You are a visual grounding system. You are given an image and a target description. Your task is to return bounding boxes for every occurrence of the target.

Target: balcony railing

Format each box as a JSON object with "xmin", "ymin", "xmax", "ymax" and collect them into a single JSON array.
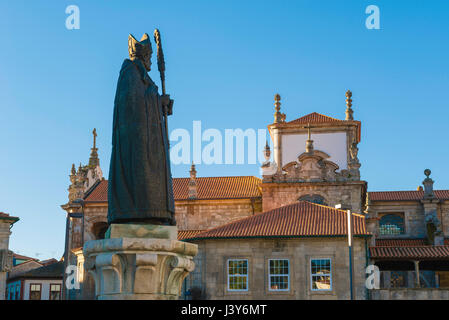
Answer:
[{"xmin": 380, "ymin": 271, "xmax": 443, "ymax": 289}]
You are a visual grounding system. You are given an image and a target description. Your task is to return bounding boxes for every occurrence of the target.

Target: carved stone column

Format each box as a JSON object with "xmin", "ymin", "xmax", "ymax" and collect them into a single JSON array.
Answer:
[
  {"xmin": 83, "ymin": 226, "xmax": 197, "ymax": 300},
  {"xmin": 0, "ymin": 249, "xmax": 13, "ymax": 300}
]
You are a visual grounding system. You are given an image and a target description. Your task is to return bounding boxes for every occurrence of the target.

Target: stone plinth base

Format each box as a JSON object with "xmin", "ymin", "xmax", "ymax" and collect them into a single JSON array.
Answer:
[{"xmin": 83, "ymin": 235, "xmax": 197, "ymax": 300}]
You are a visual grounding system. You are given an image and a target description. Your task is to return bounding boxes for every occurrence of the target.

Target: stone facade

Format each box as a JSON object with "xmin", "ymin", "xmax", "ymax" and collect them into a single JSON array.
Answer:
[
  {"xmin": 61, "ymin": 93, "xmax": 449, "ymax": 300},
  {"xmin": 368, "ymin": 199, "xmax": 449, "ymax": 241},
  {"xmin": 175, "ymin": 199, "xmax": 262, "ymax": 231},
  {"xmin": 261, "ymin": 181, "xmax": 366, "ymax": 214},
  {"xmin": 190, "ymin": 238, "xmax": 367, "ymax": 300}
]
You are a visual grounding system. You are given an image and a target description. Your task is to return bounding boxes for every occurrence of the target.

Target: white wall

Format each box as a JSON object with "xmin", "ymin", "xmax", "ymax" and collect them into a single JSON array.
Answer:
[
  {"xmin": 281, "ymin": 132, "xmax": 347, "ymax": 171},
  {"xmin": 23, "ymin": 279, "xmax": 62, "ymax": 300}
]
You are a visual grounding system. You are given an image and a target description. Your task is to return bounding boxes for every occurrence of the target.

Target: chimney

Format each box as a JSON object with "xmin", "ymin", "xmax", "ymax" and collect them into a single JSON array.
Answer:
[{"xmin": 188, "ymin": 162, "xmax": 198, "ymax": 199}]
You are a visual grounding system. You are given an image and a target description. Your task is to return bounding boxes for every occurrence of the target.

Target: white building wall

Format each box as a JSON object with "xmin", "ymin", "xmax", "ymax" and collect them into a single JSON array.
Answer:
[
  {"xmin": 281, "ymin": 132, "xmax": 347, "ymax": 171},
  {"xmin": 23, "ymin": 279, "xmax": 62, "ymax": 300}
]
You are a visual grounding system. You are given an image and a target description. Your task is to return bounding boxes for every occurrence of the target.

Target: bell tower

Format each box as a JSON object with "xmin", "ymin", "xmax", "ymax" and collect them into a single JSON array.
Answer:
[{"xmin": 261, "ymin": 92, "xmax": 367, "ymax": 213}]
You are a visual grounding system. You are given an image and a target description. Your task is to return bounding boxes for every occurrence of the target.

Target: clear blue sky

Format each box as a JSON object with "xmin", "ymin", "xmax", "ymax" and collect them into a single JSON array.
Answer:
[{"xmin": 0, "ymin": 0, "xmax": 448, "ymax": 260}]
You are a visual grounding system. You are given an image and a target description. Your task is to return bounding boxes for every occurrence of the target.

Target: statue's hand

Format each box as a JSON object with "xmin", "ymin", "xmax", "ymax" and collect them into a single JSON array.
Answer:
[{"xmin": 161, "ymin": 94, "xmax": 174, "ymax": 116}]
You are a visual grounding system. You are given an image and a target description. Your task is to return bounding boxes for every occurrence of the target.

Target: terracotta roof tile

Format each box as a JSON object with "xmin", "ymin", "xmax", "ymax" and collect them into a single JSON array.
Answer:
[
  {"xmin": 370, "ymin": 246, "xmax": 449, "ymax": 260},
  {"xmin": 375, "ymin": 238, "xmax": 449, "ymax": 246},
  {"xmin": 173, "ymin": 176, "xmax": 261, "ymax": 200},
  {"xmin": 283, "ymin": 112, "xmax": 361, "ymax": 142},
  {"xmin": 183, "ymin": 201, "xmax": 369, "ymax": 240},
  {"xmin": 376, "ymin": 239, "xmax": 428, "ymax": 246},
  {"xmin": 178, "ymin": 230, "xmax": 204, "ymax": 241},
  {"xmin": 0, "ymin": 212, "xmax": 19, "ymax": 221},
  {"xmin": 13, "ymin": 253, "xmax": 38, "ymax": 261},
  {"xmin": 84, "ymin": 176, "xmax": 262, "ymax": 203},
  {"xmin": 286, "ymin": 112, "xmax": 345, "ymax": 125},
  {"xmin": 369, "ymin": 190, "xmax": 449, "ymax": 201},
  {"xmin": 84, "ymin": 180, "xmax": 108, "ymax": 202}
]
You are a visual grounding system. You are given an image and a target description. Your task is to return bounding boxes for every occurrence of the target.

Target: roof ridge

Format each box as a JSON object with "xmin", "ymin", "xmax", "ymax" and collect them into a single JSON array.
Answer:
[
  {"xmin": 373, "ymin": 245, "xmax": 449, "ymax": 248},
  {"xmin": 308, "ymin": 112, "xmax": 341, "ymax": 120},
  {"xmin": 174, "ymin": 175, "xmax": 261, "ymax": 180},
  {"xmin": 298, "ymin": 201, "xmax": 365, "ymax": 217},
  {"xmin": 370, "ymin": 189, "xmax": 449, "ymax": 192},
  {"xmin": 287, "ymin": 112, "xmax": 344, "ymax": 124},
  {"xmin": 194, "ymin": 201, "xmax": 364, "ymax": 238}
]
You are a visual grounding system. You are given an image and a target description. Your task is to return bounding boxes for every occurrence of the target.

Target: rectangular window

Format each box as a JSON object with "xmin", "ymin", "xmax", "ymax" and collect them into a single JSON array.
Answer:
[
  {"xmin": 49, "ymin": 284, "xmax": 61, "ymax": 300},
  {"xmin": 268, "ymin": 259, "xmax": 290, "ymax": 291},
  {"xmin": 227, "ymin": 259, "xmax": 248, "ymax": 291},
  {"xmin": 15, "ymin": 284, "xmax": 20, "ymax": 300},
  {"xmin": 311, "ymin": 259, "xmax": 332, "ymax": 291},
  {"xmin": 29, "ymin": 284, "xmax": 41, "ymax": 300}
]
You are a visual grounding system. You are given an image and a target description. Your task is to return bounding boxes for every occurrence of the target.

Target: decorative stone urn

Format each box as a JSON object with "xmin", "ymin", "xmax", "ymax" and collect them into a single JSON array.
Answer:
[{"xmin": 83, "ymin": 224, "xmax": 197, "ymax": 300}]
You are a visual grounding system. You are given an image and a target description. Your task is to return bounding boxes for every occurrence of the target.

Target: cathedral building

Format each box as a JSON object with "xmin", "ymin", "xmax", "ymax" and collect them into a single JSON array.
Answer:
[{"xmin": 61, "ymin": 92, "xmax": 449, "ymax": 300}]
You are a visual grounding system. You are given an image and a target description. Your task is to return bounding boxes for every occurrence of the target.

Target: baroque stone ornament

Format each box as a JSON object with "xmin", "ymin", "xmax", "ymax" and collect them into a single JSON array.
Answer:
[
  {"xmin": 108, "ymin": 33, "xmax": 175, "ymax": 225},
  {"xmin": 273, "ymin": 94, "xmax": 286, "ymax": 123}
]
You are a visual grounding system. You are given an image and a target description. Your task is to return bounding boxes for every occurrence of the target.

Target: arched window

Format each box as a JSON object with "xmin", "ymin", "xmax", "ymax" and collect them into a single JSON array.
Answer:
[
  {"xmin": 298, "ymin": 194, "xmax": 327, "ymax": 206},
  {"xmin": 379, "ymin": 213, "xmax": 405, "ymax": 235},
  {"xmin": 92, "ymin": 222, "xmax": 108, "ymax": 240}
]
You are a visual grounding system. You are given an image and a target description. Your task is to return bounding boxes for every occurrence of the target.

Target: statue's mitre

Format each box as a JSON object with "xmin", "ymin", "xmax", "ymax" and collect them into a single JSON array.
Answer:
[{"xmin": 128, "ymin": 33, "xmax": 152, "ymax": 58}]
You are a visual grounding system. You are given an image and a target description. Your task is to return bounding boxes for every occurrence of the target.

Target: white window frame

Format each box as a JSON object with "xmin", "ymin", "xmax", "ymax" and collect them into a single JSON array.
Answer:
[
  {"xmin": 310, "ymin": 258, "xmax": 332, "ymax": 292},
  {"xmin": 268, "ymin": 259, "xmax": 290, "ymax": 292},
  {"xmin": 49, "ymin": 283, "xmax": 62, "ymax": 300},
  {"xmin": 227, "ymin": 259, "xmax": 249, "ymax": 292}
]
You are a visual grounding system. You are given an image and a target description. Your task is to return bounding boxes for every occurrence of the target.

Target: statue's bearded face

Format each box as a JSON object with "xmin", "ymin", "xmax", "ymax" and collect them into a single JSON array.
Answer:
[{"xmin": 141, "ymin": 50, "xmax": 152, "ymax": 72}]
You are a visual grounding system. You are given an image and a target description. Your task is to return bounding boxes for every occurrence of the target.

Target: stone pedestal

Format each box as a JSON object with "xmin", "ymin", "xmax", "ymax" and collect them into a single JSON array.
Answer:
[{"xmin": 83, "ymin": 224, "xmax": 197, "ymax": 300}]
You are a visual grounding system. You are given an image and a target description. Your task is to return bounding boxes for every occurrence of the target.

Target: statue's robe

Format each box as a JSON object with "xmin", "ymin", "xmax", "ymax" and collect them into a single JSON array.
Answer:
[{"xmin": 108, "ymin": 58, "xmax": 175, "ymax": 225}]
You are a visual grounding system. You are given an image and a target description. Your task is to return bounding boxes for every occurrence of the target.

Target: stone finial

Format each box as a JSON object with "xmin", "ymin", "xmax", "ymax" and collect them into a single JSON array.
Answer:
[
  {"xmin": 189, "ymin": 162, "xmax": 197, "ymax": 179},
  {"xmin": 188, "ymin": 162, "xmax": 198, "ymax": 199},
  {"xmin": 345, "ymin": 90, "xmax": 354, "ymax": 121},
  {"xmin": 264, "ymin": 140, "xmax": 271, "ymax": 162},
  {"xmin": 273, "ymin": 94, "xmax": 286, "ymax": 123},
  {"xmin": 422, "ymin": 169, "xmax": 435, "ymax": 199},
  {"xmin": 70, "ymin": 164, "xmax": 76, "ymax": 184},
  {"xmin": 89, "ymin": 128, "xmax": 100, "ymax": 167},
  {"xmin": 305, "ymin": 123, "xmax": 314, "ymax": 153}
]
